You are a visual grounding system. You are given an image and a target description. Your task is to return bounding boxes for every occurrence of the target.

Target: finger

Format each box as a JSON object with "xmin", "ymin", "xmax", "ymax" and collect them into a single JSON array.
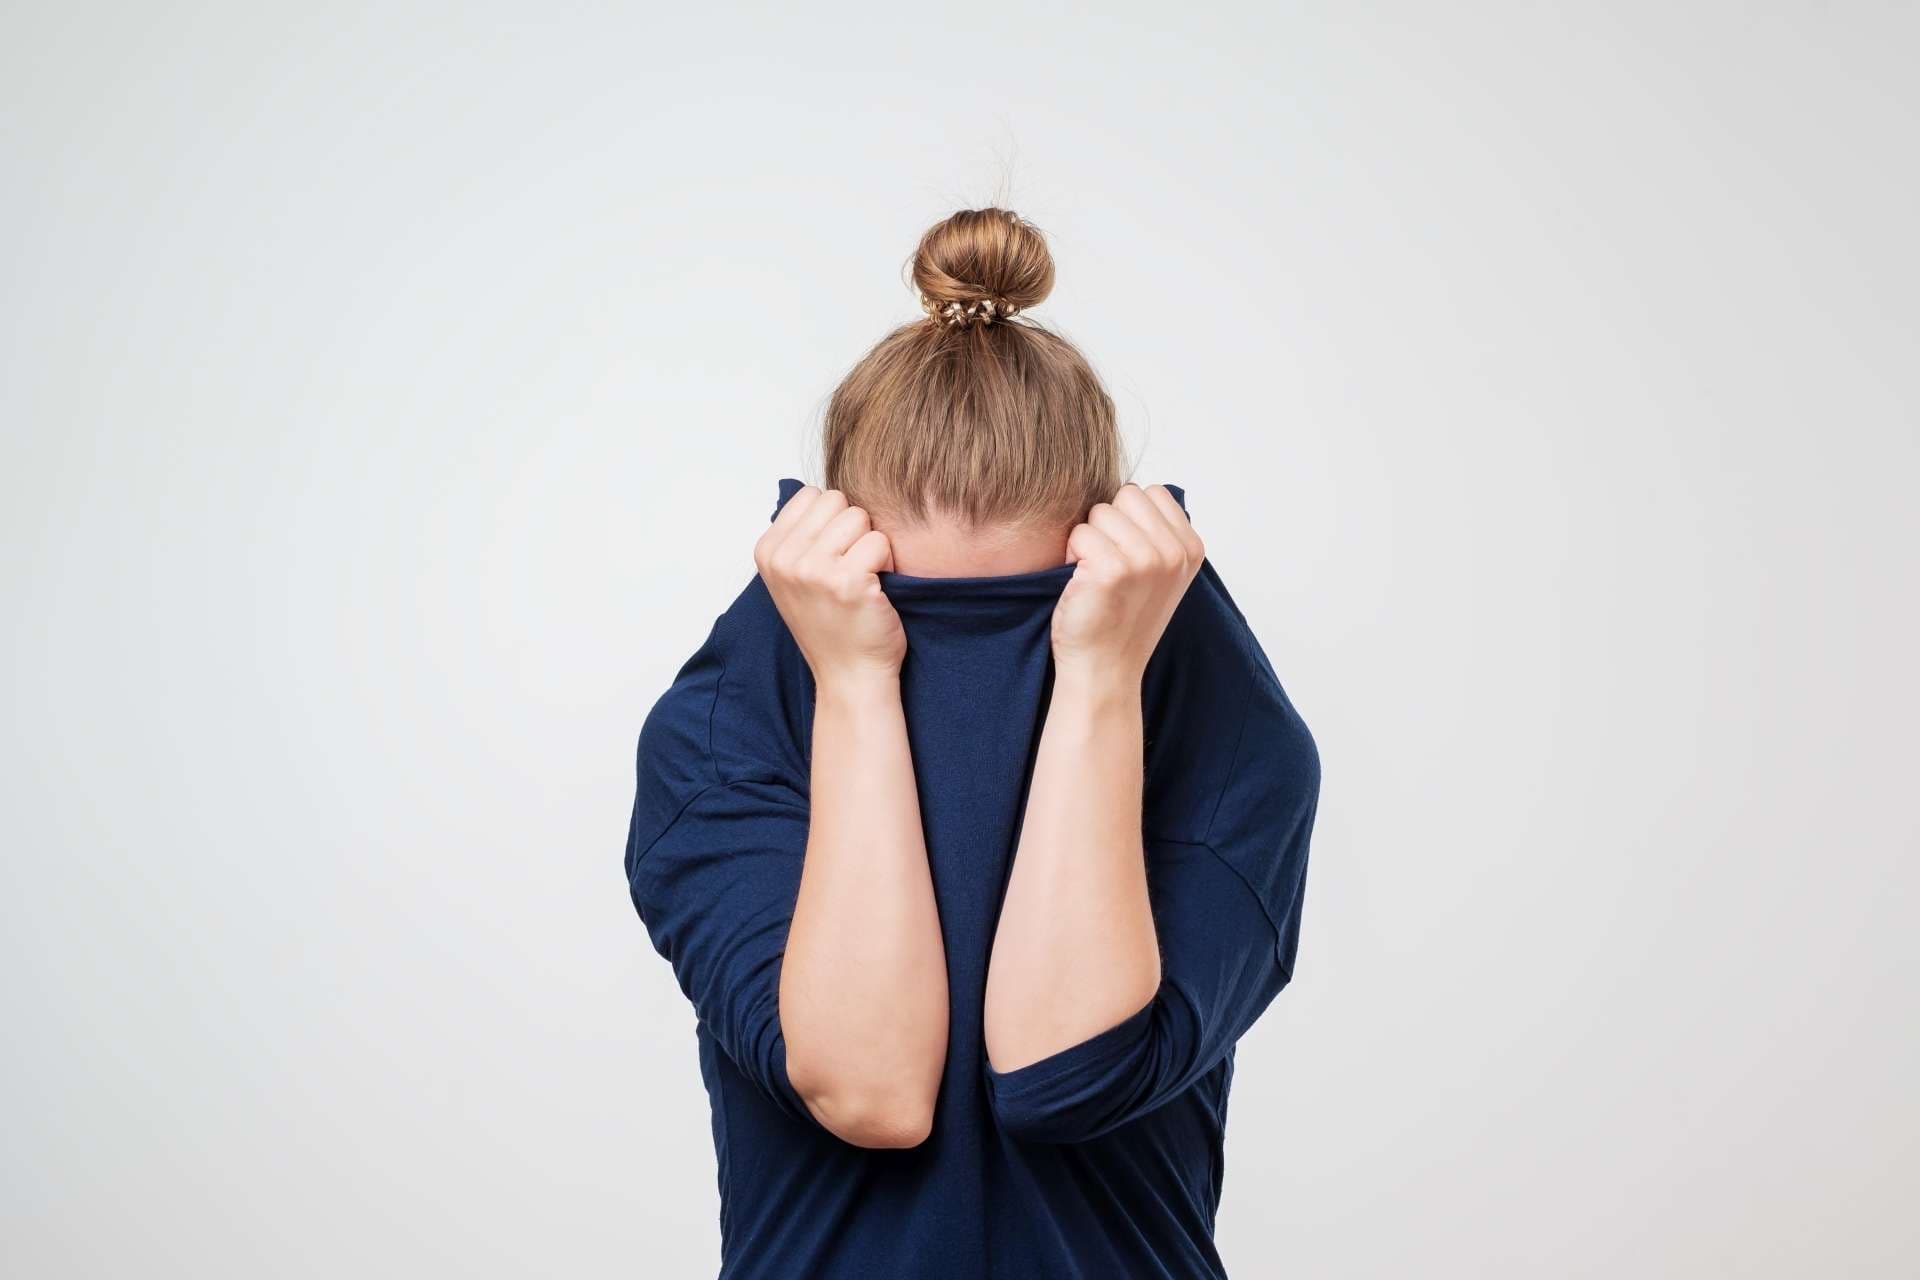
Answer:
[
  {"xmin": 760, "ymin": 484, "xmax": 829, "ymax": 567},
  {"xmin": 842, "ymin": 528, "xmax": 894, "ymax": 577},
  {"xmin": 1065, "ymin": 522, "xmax": 1122, "ymax": 574},
  {"xmin": 1141, "ymin": 482, "xmax": 1190, "ymax": 528},
  {"xmin": 767, "ymin": 483, "xmax": 820, "ymax": 542},
  {"xmin": 1111, "ymin": 483, "xmax": 1187, "ymax": 566},
  {"xmin": 786, "ymin": 487, "xmax": 850, "ymax": 549},
  {"xmin": 1086, "ymin": 491, "xmax": 1158, "ymax": 568},
  {"xmin": 767, "ymin": 487, "xmax": 848, "ymax": 569},
  {"xmin": 1140, "ymin": 484, "xmax": 1204, "ymax": 562},
  {"xmin": 812, "ymin": 504, "xmax": 875, "ymax": 560}
]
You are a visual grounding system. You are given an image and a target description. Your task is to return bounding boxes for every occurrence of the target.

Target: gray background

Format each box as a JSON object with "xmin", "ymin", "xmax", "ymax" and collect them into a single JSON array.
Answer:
[{"xmin": 4, "ymin": 2, "xmax": 1915, "ymax": 1276}]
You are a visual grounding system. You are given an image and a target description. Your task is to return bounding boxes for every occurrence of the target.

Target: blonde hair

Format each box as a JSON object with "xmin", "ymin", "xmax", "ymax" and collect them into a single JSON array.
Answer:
[{"xmin": 821, "ymin": 208, "xmax": 1129, "ymax": 533}]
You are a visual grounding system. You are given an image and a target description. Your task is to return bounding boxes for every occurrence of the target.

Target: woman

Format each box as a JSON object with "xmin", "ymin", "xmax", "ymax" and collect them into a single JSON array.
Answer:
[{"xmin": 625, "ymin": 208, "xmax": 1320, "ymax": 1279}]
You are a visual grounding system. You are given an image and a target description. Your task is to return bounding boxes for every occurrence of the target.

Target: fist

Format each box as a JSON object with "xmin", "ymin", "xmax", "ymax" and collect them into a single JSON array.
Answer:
[
  {"xmin": 1051, "ymin": 483, "xmax": 1204, "ymax": 684},
  {"xmin": 754, "ymin": 485, "xmax": 906, "ymax": 684}
]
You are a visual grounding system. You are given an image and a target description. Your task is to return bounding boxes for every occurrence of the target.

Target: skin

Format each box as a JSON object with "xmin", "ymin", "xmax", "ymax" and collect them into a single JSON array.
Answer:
[
  {"xmin": 755, "ymin": 482, "xmax": 1204, "ymax": 1146},
  {"xmin": 983, "ymin": 483, "xmax": 1205, "ymax": 1073},
  {"xmin": 756, "ymin": 487, "xmax": 944, "ymax": 1149}
]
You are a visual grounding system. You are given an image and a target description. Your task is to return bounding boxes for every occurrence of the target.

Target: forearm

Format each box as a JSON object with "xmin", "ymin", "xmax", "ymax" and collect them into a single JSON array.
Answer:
[
  {"xmin": 781, "ymin": 671, "xmax": 949, "ymax": 1145},
  {"xmin": 983, "ymin": 666, "xmax": 1161, "ymax": 1073}
]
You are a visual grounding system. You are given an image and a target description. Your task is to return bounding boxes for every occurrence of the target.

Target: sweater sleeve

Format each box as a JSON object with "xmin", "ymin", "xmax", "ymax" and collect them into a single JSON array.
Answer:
[
  {"xmin": 984, "ymin": 647, "xmax": 1320, "ymax": 1145},
  {"xmin": 627, "ymin": 774, "xmax": 825, "ymax": 1130}
]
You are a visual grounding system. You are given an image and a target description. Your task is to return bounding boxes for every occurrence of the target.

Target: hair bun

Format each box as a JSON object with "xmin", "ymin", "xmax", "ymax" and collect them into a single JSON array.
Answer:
[{"xmin": 909, "ymin": 208, "xmax": 1054, "ymax": 327}]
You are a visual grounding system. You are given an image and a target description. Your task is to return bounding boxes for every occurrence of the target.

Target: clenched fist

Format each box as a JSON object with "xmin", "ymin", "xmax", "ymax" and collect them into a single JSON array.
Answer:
[
  {"xmin": 755, "ymin": 485, "xmax": 906, "ymax": 685},
  {"xmin": 1051, "ymin": 482, "xmax": 1205, "ymax": 687}
]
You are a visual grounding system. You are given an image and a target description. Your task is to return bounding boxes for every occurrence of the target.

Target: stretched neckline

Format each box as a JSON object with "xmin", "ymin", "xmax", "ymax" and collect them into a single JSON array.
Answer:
[
  {"xmin": 769, "ymin": 476, "xmax": 1187, "ymax": 603},
  {"xmin": 876, "ymin": 560, "xmax": 1078, "ymax": 600}
]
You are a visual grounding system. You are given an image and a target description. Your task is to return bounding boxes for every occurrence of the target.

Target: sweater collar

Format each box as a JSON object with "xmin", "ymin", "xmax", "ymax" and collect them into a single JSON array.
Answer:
[{"xmin": 769, "ymin": 476, "xmax": 1188, "ymax": 621}]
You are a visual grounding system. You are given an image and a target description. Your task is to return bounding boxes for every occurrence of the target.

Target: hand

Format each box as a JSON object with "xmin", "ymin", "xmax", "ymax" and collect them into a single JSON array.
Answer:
[
  {"xmin": 755, "ymin": 485, "xmax": 906, "ymax": 685},
  {"xmin": 1051, "ymin": 483, "xmax": 1205, "ymax": 687}
]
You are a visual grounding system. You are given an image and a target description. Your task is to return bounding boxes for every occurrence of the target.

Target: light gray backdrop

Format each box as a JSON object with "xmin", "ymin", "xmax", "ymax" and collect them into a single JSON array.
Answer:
[{"xmin": 4, "ymin": 2, "xmax": 1915, "ymax": 1276}]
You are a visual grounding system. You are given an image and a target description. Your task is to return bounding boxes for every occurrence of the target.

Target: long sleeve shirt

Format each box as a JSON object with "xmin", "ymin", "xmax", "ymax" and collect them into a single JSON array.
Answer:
[{"xmin": 623, "ymin": 476, "xmax": 1321, "ymax": 1279}]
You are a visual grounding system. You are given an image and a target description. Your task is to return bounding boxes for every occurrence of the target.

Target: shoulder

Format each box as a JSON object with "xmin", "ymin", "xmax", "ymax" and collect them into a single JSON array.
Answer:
[
  {"xmin": 1143, "ymin": 558, "xmax": 1320, "ymax": 844},
  {"xmin": 1143, "ymin": 557, "xmax": 1321, "ymax": 970},
  {"xmin": 628, "ymin": 574, "xmax": 811, "ymax": 861}
]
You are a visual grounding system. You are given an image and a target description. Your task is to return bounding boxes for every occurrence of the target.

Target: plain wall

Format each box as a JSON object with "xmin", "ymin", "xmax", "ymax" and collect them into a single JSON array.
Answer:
[{"xmin": 3, "ymin": 2, "xmax": 1915, "ymax": 1275}]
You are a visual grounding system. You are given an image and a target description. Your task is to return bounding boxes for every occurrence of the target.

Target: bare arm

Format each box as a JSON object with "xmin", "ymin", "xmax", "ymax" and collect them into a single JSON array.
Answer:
[
  {"xmin": 784, "ymin": 668, "xmax": 946, "ymax": 1146},
  {"xmin": 759, "ymin": 486, "xmax": 948, "ymax": 1148},
  {"xmin": 984, "ymin": 665, "xmax": 1158, "ymax": 1070},
  {"xmin": 985, "ymin": 483, "xmax": 1204, "ymax": 1073}
]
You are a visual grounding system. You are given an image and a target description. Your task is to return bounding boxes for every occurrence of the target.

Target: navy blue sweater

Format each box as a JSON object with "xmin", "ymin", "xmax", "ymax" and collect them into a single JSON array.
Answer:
[{"xmin": 625, "ymin": 477, "xmax": 1320, "ymax": 1279}]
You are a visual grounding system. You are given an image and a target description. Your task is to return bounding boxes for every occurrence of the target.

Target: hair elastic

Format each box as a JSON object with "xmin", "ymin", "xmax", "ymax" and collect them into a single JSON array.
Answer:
[{"xmin": 920, "ymin": 294, "xmax": 1020, "ymax": 327}]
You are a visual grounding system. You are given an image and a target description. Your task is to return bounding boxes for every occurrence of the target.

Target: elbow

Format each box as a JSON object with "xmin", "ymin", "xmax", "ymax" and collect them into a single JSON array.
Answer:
[
  {"xmin": 786, "ymin": 1051, "xmax": 937, "ymax": 1149},
  {"xmin": 840, "ymin": 1101, "xmax": 937, "ymax": 1150},
  {"xmin": 799, "ymin": 1084, "xmax": 936, "ymax": 1149}
]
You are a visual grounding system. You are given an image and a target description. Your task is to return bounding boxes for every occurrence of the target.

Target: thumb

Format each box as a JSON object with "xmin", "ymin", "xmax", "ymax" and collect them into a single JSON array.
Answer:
[{"xmin": 844, "ymin": 528, "xmax": 895, "ymax": 577}]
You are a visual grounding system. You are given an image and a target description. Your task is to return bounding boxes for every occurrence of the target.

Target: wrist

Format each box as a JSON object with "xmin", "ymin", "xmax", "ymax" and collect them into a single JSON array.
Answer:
[
  {"xmin": 812, "ymin": 664, "xmax": 903, "ymax": 709},
  {"xmin": 1049, "ymin": 658, "xmax": 1143, "ymax": 708}
]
